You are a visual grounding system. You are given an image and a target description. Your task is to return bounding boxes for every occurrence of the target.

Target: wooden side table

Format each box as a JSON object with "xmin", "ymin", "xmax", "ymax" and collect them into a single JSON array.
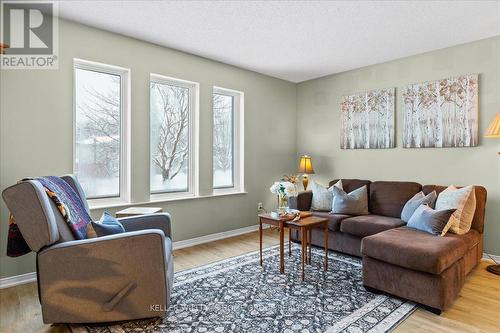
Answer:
[
  {"xmin": 115, "ymin": 207, "xmax": 163, "ymax": 218},
  {"xmin": 258, "ymin": 213, "xmax": 329, "ymax": 281},
  {"xmin": 258, "ymin": 214, "xmax": 287, "ymax": 273}
]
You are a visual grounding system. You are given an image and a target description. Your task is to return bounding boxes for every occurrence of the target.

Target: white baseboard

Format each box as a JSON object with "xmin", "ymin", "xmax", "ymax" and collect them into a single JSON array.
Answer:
[
  {"xmin": 483, "ymin": 252, "xmax": 500, "ymax": 263},
  {"xmin": 0, "ymin": 224, "xmax": 266, "ymax": 289},
  {"xmin": 172, "ymin": 224, "xmax": 268, "ymax": 250},
  {"xmin": 0, "ymin": 272, "xmax": 37, "ymax": 289}
]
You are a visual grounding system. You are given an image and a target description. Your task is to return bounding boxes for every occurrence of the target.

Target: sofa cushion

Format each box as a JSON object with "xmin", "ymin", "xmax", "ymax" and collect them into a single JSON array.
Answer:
[
  {"xmin": 331, "ymin": 185, "xmax": 369, "ymax": 215},
  {"xmin": 310, "ymin": 180, "xmax": 342, "ymax": 211},
  {"xmin": 369, "ymin": 181, "xmax": 422, "ymax": 218},
  {"xmin": 400, "ymin": 191, "xmax": 437, "ymax": 222},
  {"xmin": 407, "ymin": 205, "xmax": 455, "ymax": 235},
  {"xmin": 435, "ymin": 185, "xmax": 476, "ymax": 236},
  {"xmin": 340, "ymin": 214, "xmax": 405, "ymax": 238},
  {"xmin": 311, "ymin": 211, "xmax": 351, "ymax": 232},
  {"xmin": 361, "ymin": 227, "xmax": 468, "ymax": 274},
  {"xmin": 423, "ymin": 185, "xmax": 487, "ymax": 233},
  {"xmin": 329, "ymin": 179, "xmax": 371, "ymax": 194}
]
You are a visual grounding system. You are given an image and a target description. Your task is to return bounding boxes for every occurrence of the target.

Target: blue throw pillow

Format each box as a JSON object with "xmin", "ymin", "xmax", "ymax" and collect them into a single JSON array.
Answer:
[
  {"xmin": 407, "ymin": 205, "xmax": 455, "ymax": 236},
  {"xmin": 91, "ymin": 212, "xmax": 125, "ymax": 237},
  {"xmin": 401, "ymin": 191, "xmax": 437, "ymax": 223}
]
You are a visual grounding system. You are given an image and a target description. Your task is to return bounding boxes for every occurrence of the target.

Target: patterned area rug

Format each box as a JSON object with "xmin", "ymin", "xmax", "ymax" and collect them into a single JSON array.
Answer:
[{"xmin": 71, "ymin": 245, "xmax": 416, "ymax": 333}]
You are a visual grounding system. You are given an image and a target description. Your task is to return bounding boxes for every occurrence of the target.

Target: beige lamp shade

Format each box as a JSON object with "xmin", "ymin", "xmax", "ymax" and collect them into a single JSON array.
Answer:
[
  {"xmin": 485, "ymin": 113, "xmax": 500, "ymax": 138},
  {"xmin": 298, "ymin": 155, "xmax": 315, "ymax": 174}
]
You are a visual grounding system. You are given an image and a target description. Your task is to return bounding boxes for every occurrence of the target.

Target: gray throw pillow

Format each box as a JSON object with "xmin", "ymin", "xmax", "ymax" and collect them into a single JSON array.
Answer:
[
  {"xmin": 407, "ymin": 205, "xmax": 455, "ymax": 236},
  {"xmin": 331, "ymin": 185, "xmax": 369, "ymax": 215},
  {"xmin": 311, "ymin": 180, "xmax": 342, "ymax": 211},
  {"xmin": 401, "ymin": 191, "xmax": 437, "ymax": 223}
]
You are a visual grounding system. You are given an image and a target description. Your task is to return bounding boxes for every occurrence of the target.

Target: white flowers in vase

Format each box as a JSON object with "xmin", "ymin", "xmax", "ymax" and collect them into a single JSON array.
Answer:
[
  {"xmin": 270, "ymin": 181, "xmax": 298, "ymax": 198},
  {"xmin": 270, "ymin": 181, "xmax": 298, "ymax": 212}
]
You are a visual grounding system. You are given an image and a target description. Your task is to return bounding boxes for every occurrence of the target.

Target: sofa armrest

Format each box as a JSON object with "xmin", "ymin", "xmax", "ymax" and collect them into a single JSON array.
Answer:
[
  {"xmin": 118, "ymin": 213, "xmax": 172, "ymax": 238},
  {"xmin": 37, "ymin": 230, "xmax": 169, "ymax": 323},
  {"xmin": 289, "ymin": 191, "xmax": 313, "ymax": 211}
]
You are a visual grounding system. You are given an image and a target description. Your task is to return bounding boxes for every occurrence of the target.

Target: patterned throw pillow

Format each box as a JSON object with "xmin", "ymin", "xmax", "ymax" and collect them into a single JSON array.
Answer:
[
  {"xmin": 435, "ymin": 185, "xmax": 476, "ymax": 236},
  {"xmin": 331, "ymin": 185, "xmax": 369, "ymax": 215},
  {"xmin": 401, "ymin": 191, "xmax": 437, "ymax": 223},
  {"xmin": 407, "ymin": 205, "xmax": 455, "ymax": 235},
  {"xmin": 311, "ymin": 180, "xmax": 343, "ymax": 211}
]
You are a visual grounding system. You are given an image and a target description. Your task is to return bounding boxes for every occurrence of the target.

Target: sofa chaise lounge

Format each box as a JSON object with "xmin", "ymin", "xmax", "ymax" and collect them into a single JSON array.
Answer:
[{"xmin": 289, "ymin": 179, "xmax": 487, "ymax": 313}]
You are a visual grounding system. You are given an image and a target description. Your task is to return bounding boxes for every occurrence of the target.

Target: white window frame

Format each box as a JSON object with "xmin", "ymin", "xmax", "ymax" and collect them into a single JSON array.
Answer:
[
  {"xmin": 73, "ymin": 58, "xmax": 131, "ymax": 207},
  {"xmin": 212, "ymin": 86, "xmax": 244, "ymax": 194},
  {"xmin": 149, "ymin": 73, "xmax": 199, "ymax": 201}
]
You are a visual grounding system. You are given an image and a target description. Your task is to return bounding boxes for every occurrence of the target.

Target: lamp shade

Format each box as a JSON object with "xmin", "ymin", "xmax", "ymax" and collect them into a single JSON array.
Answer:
[
  {"xmin": 298, "ymin": 155, "xmax": 315, "ymax": 174},
  {"xmin": 485, "ymin": 113, "xmax": 500, "ymax": 138}
]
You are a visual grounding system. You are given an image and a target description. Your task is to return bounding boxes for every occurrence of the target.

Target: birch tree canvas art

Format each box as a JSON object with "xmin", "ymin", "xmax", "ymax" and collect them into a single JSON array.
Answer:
[
  {"xmin": 402, "ymin": 74, "xmax": 478, "ymax": 148},
  {"xmin": 340, "ymin": 88, "xmax": 395, "ymax": 149}
]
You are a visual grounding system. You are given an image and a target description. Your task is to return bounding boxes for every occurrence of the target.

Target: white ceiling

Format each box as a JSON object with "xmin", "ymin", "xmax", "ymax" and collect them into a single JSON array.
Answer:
[{"xmin": 56, "ymin": 1, "xmax": 500, "ymax": 83}]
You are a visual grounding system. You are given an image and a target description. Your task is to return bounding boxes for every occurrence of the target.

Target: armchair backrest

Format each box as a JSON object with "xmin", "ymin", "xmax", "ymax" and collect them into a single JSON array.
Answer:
[{"xmin": 2, "ymin": 175, "xmax": 90, "ymax": 252}]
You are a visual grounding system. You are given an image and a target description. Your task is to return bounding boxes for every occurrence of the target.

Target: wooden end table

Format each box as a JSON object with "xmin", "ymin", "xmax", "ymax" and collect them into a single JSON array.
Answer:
[{"xmin": 258, "ymin": 213, "xmax": 329, "ymax": 281}]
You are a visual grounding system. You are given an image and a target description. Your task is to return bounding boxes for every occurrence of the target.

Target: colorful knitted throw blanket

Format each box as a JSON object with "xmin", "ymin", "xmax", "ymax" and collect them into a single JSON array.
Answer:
[{"xmin": 7, "ymin": 176, "xmax": 92, "ymax": 257}]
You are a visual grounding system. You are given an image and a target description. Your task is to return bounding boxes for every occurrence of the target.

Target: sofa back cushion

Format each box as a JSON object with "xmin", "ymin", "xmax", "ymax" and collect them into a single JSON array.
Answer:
[
  {"xmin": 423, "ymin": 185, "xmax": 487, "ymax": 233},
  {"xmin": 369, "ymin": 181, "xmax": 422, "ymax": 218},
  {"xmin": 329, "ymin": 179, "xmax": 371, "ymax": 194},
  {"xmin": 2, "ymin": 181, "xmax": 61, "ymax": 252}
]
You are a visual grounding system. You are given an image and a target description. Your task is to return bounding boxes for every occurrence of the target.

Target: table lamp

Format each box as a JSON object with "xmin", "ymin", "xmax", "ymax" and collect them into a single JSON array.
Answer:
[
  {"xmin": 485, "ymin": 112, "xmax": 500, "ymax": 275},
  {"xmin": 298, "ymin": 155, "xmax": 315, "ymax": 190}
]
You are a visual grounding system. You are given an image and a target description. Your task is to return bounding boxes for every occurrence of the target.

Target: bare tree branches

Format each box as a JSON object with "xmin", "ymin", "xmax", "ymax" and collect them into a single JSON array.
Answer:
[
  {"xmin": 151, "ymin": 83, "xmax": 189, "ymax": 182},
  {"xmin": 213, "ymin": 94, "xmax": 233, "ymax": 171},
  {"xmin": 340, "ymin": 89, "xmax": 395, "ymax": 149},
  {"xmin": 76, "ymin": 78, "xmax": 120, "ymax": 178},
  {"xmin": 402, "ymin": 75, "xmax": 478, "ymax": 148}
]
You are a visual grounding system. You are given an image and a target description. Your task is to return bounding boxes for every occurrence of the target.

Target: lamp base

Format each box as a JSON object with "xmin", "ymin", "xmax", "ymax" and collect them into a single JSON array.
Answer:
[
  {"xmin": 486, "ymin": 264, "xmax": 500, "ymax": 275},
  {"xmin": 302, "ymin": 174, "xmax": 309, "ymax": 191}
]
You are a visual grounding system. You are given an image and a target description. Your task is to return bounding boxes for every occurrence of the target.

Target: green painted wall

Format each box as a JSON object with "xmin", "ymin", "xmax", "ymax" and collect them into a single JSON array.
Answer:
[
  {"xmin": 296, "ymin": 36, "xmax": 500, "ymax": 255},
  {"xmin": 0, "ymin": 19, "xmax": 297, "ymax": 279},
  {"xmin": 1, "ymin": 19, "xmax": 499, "ymax": 280}
]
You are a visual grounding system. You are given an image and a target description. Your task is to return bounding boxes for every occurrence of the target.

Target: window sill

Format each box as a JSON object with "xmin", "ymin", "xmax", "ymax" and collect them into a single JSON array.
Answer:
[
  {"xmin": 88, "ymin": 191, "xmax": 248, "ymax": 211},
  {"xmin": 213, "ymin": 187, "xmax": 243, "ymax": 195}
]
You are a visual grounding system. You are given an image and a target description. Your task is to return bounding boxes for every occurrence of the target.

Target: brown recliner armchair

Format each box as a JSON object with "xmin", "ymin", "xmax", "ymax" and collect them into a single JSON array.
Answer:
[{"xmin": 2, "ymin": 175, "xmax": 174, "ymax": 324}]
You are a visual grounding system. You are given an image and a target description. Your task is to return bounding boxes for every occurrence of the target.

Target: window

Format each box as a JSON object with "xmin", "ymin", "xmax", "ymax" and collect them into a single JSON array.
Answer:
[
  {"xmin": 150, "ymin": 74, "xmax": 199, "ymax": 197},
  {"xmin": 73, "ymin": 59, "xmax": 130, "ymax": 203},
  {"xmin": 213, "ymin": 87, "xmax": 244, "ymax": 192}
]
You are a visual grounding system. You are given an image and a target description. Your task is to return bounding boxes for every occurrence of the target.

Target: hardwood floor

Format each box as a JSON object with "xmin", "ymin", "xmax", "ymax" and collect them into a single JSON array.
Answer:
[{"xmin": 0, "ymin": 229, "xmax": 499, "ymax": 333}]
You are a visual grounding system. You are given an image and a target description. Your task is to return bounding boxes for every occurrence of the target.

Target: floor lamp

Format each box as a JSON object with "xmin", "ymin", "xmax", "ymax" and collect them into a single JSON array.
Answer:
[{"xmin": 484, "ymin": 112, "xmax": 500, "ymax": 275}]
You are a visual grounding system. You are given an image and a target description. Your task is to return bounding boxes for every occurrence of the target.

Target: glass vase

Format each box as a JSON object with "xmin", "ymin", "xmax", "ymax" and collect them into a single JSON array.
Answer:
[{"xmin": 278, "ymin": 193, "xmax": 289, "ymax": 213}]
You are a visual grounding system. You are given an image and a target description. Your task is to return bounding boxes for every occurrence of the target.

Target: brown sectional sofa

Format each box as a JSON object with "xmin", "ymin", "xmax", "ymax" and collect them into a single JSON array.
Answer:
[{"xmin": 289, "ymin": 179, "xmax": 487, "ymax": 314}]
